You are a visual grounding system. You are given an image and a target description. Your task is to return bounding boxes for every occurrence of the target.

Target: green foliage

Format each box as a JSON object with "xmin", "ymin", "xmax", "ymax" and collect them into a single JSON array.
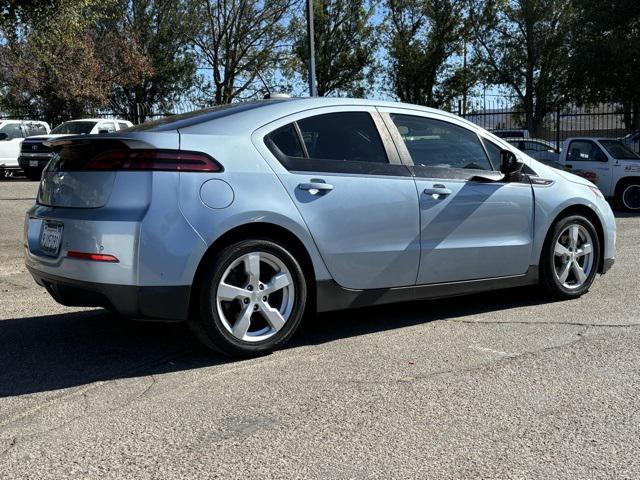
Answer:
[
  {"xmin": 385, "ymin": 0, "xmax": 468, "ymax": 108},
  {"xmin": 568, "ymin": 0, "xmax": 640, "ymax": 128},
  {"xmin": 468, "ymin": 0, "xmax": 573, "ymax": 135},
  {"xmin": 107, "ymin": 0, "xmax": 199, "ymax": 122},
  {"xmin": 291, "ymin": 0, "xmax": 378, "ymax": 97},
  {"xmin": 0, "ymin": 0, "xmax": 151, "ymax": 124}
]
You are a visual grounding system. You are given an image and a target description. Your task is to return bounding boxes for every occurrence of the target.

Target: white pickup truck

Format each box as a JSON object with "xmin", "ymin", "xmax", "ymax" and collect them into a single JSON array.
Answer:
[{"xmin": 558, "ymin": 137, "xmax": 640, "ymax": 211}]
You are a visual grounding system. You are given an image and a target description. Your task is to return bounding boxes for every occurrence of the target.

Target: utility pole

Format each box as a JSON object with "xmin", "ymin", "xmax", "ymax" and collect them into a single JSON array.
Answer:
[{"xmin": 306, "ymin": 0, "xmax": 318, "ymax": 97}]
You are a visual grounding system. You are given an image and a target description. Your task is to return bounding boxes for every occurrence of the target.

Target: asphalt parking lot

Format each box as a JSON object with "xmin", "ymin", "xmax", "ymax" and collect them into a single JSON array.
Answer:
[{"xmin": 0, "ymin": 179, "xmax": 639, "ymax": 479}]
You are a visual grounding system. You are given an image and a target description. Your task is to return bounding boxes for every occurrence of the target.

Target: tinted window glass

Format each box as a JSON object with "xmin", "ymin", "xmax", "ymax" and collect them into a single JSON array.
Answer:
[
  {"xmin": 25, "ymin": 123, "xmax": 47, "ymax": 136},
  {"xmin": 567, "ymin": 140, "xmax": 606, "ymax": 162},
  {"xmin": 297, "ymin": 112, "xmax": 388, "ymax": 163},
  {"xmin": 599, "ymin": 140, "xmax": 639, "ymax": 159},
  {"xmin": 391, "ymin": 115, "xmax": 492, "ymax": 170},
  {"xmin": 51, "ymin": 121, "xmax": 97, "ymax": 134},
  {"xmin": 118, "ymin": 122, "xmax": 129, "ymax": 130},
  {"xmin": 97, "ymin": 122, "xmax": 116, "ymax": 133},
  {"xmin": 0, "ymin": 123, "xmax": 24, "ymax": 139},
  {"xmin": 268, "ymin": 124, "xmax": 304, "ymax": 157}
]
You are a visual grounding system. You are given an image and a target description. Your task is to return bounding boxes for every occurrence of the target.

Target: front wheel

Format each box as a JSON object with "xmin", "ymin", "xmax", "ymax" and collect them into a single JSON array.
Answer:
[
  {"xmin": 190, "ymin": 239, "xmax": 308, "ymax": 357},
  {"xmin": 540, "ymin": 215, "xmax": 601, "ymax": 299}
]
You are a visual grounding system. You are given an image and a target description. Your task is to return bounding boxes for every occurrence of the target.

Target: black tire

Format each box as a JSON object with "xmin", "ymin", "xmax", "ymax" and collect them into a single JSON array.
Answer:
[
  {"xmin": 190, "ymin": 239, "xmax": 308, "ymax": 357},
  {"xmin": 617, "ymin": 181, "xmax": 640, "ymax": 212},
  {"xmin": 540, "ymin": 215, "xmax": 601, "ymax": 299}
]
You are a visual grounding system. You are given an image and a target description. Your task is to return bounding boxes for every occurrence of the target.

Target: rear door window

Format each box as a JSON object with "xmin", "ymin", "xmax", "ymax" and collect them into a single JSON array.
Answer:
[{"xmin": 265, "ymin": 112, "xmax": 408, "ymax": 176}]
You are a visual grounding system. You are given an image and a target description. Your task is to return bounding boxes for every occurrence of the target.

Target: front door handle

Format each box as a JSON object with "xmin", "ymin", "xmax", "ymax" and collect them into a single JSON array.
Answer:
[
  {"xmin": 298, "ymin": 180, "xmax": 334, "ymax": 195},
  {"xmin": 423, "ymin": 184, "xmax": 451, "ymax": 197}
]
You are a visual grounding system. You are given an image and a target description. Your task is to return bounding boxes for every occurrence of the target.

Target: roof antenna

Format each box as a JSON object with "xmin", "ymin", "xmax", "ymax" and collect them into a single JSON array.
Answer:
[{"xmin": 255, "ymin": 69, "xmax": 272, "ymax": 99}]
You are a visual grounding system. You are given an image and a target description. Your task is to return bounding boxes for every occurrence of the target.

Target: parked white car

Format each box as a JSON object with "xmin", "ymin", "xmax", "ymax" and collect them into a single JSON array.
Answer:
[
  {"xmin": 18, "ymin": 118, "xmax": 133, "ymax": 180},
  {"xmin": 558, "ymin": 137, "xmax": 640, "ymax": 210},
  {"xmin": 0, "ymin": 120, "xmax": 50, "ymax": 177},
  {"xmin": 505, "ymin": 137, "xmax": 560, "ymax": 164}
]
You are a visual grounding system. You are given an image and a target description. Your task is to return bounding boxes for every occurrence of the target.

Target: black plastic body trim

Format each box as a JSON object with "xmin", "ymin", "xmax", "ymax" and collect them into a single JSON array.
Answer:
[
  {"xmin": 316, "ymin": 266, "xmax": 539, "ymax": 312},
  {"xmin": 601, "ymin": 258, "xmax": 615, "ymax": 274},
  {"xmin": 27, "ymin": 266, "xmax": 190, "ymax": 322}
]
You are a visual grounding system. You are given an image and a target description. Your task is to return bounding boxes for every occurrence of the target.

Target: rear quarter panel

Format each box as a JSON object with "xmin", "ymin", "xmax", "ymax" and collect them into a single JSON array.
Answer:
[{"xmin": 175, "ymin": 132, "xmax": 332, "ymax": 283}]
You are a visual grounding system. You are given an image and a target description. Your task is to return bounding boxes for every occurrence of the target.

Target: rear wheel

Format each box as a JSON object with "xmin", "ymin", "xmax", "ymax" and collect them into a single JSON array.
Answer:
[
  {"xmin": 540, "ymin": 215, "xmax": 600, "ymax": 299},
  {"xmin": 618, "ymin": 181, "xmax": 640, "ymax": 211},
  {"xmin": 191, "ymin": 239, "xmax": 307, "ymax": 357}
]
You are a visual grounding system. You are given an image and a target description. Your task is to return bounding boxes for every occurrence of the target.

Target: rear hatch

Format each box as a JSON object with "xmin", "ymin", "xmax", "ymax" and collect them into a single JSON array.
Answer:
[{"xmin": 38, "ymin": 133, "xmax": 181, "ymax": 208}]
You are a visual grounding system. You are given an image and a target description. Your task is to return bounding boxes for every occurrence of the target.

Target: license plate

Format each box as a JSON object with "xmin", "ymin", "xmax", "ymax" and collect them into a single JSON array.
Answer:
[
  {"xmin": 39, "ymin": 221, "xmax": 63, "ymax": 256},
  {"xmin": 29, "ymin": 160, "xmax": 38, "ymax": 167}
]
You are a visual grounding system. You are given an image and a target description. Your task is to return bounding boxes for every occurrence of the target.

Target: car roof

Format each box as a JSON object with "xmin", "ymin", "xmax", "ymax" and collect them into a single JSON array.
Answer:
[
  {"xmin": 61, "ymin": 118, "xmax": 128, "ymax": 123},
  {"xmin": 128, "ymin": 97, "xmax": 481, "ymax": 134}
]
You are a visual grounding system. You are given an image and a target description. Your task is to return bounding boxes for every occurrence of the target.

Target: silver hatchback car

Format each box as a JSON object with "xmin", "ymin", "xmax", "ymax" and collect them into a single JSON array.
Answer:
[{"xmin": 25, "ymin": 98, "xmax": 616, "ymax": 356}]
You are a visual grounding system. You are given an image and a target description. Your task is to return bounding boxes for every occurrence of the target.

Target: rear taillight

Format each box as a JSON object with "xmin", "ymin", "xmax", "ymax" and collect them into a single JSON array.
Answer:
[
  {"xmin": 84, "ymin": 149, "xmax": 222, "ymax": 172},
  {"xmin": 67, "ymin": 251, "xmax": 119, "ymax": 262}
]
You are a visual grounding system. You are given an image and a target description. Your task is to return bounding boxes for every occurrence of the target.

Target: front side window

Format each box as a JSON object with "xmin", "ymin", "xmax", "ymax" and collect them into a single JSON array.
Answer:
[
  {"xmin": 0, "ymin": 123, "xmax": 24, "ymax": 140},
  {"xmin": 390, "ymin": 114, "xmax": 493, "ymax": 171},
  {"xmin": 599, "ymin": 140, "xmax": 639, "ymax": 160},
  {"xmin": 567, "ymin": 140, "xmax": 607, "ymax": 162},
  {"xmin": 51, "ymin": 121, "xmax": 97, "ymax": 135}
]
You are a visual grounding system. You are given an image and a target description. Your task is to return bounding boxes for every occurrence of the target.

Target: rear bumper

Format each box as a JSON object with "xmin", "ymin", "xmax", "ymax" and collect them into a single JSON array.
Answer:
[{"xmin": 27, "ymin": 266, "xmax": 190, "ymax": 322}]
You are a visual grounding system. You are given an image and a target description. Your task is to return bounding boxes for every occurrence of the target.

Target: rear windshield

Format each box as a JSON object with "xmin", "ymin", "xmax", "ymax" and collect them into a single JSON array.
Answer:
[
  {"xmin": 600, "ymin": 140, "xmax": 639, "ymax": 159},
  {"xmin": 51, "ymin": 121, "xmax": 97, "ymax": 134}
]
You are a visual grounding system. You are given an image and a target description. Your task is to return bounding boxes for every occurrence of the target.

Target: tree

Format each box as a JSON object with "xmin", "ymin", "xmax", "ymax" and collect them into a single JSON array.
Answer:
[
  {"xmin": 385, "ymin": 0, "xmax": 469, "ymax": 108},
  {"xmin": 468, "ymin": 0, "xmax": 573, "ymax": 136},
  {"xmin": 568, "ymin": 0, "xmax": 640, "ymax": 129},
  {"xmin": 0, "ymin": 0, "xmax": 151, "ymax": 125},
  {"xmin": 106, "ymin": 0, "xmax": 199, "ymax": 123},
  {"xmin": 190, "ymin": 0, "xmax": 297, "ymax": 105},
  {"xmin": 291, "ymin": 0, "xmax": 377, "ymax": 97}
]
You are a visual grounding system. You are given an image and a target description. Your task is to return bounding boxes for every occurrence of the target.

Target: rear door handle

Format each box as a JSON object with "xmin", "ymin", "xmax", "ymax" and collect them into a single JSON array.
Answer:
[
  {"xmin": 298, "ymin": 180, "xmax": 334, "ymax": 195},
  {"xmin": 423, "ymin": 184, "xmax": 451, "ymax": 197}
]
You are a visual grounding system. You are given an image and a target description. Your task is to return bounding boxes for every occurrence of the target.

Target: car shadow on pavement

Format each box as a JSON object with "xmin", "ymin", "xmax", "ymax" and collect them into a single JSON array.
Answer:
[
  {"xmin": 0, "ymin": 286, "xmax": 559, "ymax": 398},
  {"xmin": 0, "ymin": 310, "xmax": 221, "ymax": 398}
]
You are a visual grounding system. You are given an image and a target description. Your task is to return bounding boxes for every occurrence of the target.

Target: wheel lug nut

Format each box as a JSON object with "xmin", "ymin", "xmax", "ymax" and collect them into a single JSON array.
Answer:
[
  {"xmin": 259, "ymin": 284, "xmax": 264, "ymax": 290},
  {"xmin": 243, "ymin": 298, "xmax": 249, "ymax": 304},
  {"xmin": 262, "ymin": 296, "xmax": 267, "ymax": 301},
  {"xmin": 253, "ymin": 305, "xmax": 259, "ymax": 311},
  {"xmin": 247, "ymin": 285, "xmax": 253, "ymax": 291}
]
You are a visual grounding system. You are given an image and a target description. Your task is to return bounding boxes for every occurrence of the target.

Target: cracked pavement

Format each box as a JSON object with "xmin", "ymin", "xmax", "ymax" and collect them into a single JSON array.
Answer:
[{"xmin": 0, "ymin": 180, "xmax": 639, "ymax": 479}]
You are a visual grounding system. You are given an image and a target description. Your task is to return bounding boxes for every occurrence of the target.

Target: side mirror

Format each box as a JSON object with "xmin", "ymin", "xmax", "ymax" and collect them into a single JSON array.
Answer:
[
  {"xmin": 0, "ymin": 133, "xmax": 8, "ymax": 141},
  {"xmin": 500, "ymin": 149, "xmax": 524, "ymax": 181}
]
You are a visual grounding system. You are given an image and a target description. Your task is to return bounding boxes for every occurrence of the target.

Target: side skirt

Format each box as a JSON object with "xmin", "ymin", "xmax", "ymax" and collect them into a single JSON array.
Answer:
[{"xmin": 316, "ymin": 266, "xmax": 539, "ymax": 313}]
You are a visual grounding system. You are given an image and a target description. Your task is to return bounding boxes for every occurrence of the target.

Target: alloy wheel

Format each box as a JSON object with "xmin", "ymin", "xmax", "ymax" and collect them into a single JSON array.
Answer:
[
  {"xmin": 215, "ymin": 251, "xmax": 295, "ymax": 342},
  {"xmin": 553, "ymin": 224, "xmax": 594, "ymax": 290}
]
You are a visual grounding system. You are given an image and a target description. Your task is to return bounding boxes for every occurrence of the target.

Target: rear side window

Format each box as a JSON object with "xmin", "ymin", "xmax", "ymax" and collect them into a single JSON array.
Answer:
[
  {"xmin": 297, "ymin": 112, "xmax": 388, "ymax": 163},
  {"xmin": 265, "ymin": 112, "xmax": 408, "ymax": 176},
  {"xmin": 390, "ymin": 114, "xmax": 493, "ymax": 171},
  {"xmin": 118, "ymin": 122, "xmax": 130, "ymax": 130}
]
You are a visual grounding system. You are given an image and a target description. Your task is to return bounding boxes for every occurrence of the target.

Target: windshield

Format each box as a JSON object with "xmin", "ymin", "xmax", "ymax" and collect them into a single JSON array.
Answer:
[
  {"xmin": 600, "ymin": 140, "xmax": 640, "ymax": 159},
  {"xmin": 51, "ymin": 121, "xmax": 97, "ymax": 135}
]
